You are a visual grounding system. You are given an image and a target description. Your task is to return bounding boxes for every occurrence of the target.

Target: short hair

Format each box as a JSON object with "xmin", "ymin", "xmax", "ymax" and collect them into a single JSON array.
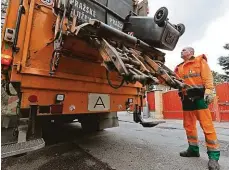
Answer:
[{"xmin": 183, "ymin": 47, "xmax": 195, "ymax": 55}]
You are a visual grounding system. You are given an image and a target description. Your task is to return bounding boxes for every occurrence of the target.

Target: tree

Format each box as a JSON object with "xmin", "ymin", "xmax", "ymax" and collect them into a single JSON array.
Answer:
[
  {"xmin": 212, "ymin": 71, "xmax": 229, "ymax": 85},
  {"xmin": 218, "ymin": 43, "xmax": 229, "ymax": 75}
]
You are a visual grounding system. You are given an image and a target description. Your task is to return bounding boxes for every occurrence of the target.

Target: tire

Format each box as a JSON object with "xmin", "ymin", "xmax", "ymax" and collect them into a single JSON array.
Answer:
[
  {"xmin": 154, "ymin": 7, "xmax": 168, "ymax": 27},
  {"xmin": 80, "ymin": 115, "xmax": 102, "ymax": 132},
  {"xmin": 81, "ymin": 120, "xmax": 102, "ymax": 132},
  {"xmin": 176, "ymin": 23, "xmax": 185, "ymax": 36}
]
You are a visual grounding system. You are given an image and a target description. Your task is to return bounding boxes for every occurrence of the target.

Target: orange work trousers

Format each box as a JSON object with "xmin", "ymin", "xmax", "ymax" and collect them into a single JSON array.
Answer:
[{"xmin": 183, "ymin": 109, "xmax": 220, "ymax": 152}]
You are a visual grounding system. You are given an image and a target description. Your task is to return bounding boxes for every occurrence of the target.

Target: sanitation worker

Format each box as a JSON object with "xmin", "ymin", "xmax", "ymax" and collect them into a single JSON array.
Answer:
[{"xmin": 174, "ymin": 47, "xmax": 220, "ymax": 170}]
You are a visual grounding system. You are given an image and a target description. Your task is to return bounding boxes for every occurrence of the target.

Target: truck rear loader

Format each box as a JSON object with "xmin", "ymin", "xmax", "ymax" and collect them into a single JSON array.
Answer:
[{"xmin": 1, "ymin": 0, "xmax": 186, "ymax": 158}]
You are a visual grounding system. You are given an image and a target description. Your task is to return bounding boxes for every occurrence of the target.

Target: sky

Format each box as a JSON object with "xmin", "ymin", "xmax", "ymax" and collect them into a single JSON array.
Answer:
[{"xmin": 147, "ymin": 0, "xmax": 229, "ymax": 74}]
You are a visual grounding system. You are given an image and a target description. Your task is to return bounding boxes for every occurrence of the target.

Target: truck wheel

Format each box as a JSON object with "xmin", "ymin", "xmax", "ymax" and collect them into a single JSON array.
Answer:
[
  {"xmin": 81, "ymin": 120, "xmax": 102, "ymax": 132},
  {"xmin": 154, "ymin": 7, "xmax": 168, "ymax": 27},
  {"xmin": 176, "ymin": 23, "xmax": 185, "ymax": 36}
]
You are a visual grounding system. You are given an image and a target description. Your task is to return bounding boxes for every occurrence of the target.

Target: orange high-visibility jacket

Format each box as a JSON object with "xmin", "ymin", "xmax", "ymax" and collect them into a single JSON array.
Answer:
[{"xmin": 174, "ymin": 54, "xmax": 214, "ymax": 94}]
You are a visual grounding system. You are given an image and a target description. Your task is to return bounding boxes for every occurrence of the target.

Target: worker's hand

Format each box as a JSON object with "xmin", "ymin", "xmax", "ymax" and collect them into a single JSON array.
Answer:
[{"xmin": 204, "ymin": 89, "xmax": 215, "ymax": 105}]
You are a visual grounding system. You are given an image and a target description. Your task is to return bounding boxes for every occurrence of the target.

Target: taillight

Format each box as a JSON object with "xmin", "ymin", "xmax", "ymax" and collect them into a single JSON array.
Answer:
[
  {"xmin": 147, "ymin": 7, "xmax": 149, "ymax": 15},
  {"xmin": 50, "ymin": 104, "xmax": 63, "ymax": 114},
  {"xmin": 1, "ymin": 54, "xmax": 13, "ymax": 66}
]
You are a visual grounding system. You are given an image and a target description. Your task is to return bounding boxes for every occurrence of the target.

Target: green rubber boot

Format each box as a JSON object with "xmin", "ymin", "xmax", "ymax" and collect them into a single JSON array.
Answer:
[{"xmin": 180, "ymin": 145, "xmax": 200, "ymax": 157}]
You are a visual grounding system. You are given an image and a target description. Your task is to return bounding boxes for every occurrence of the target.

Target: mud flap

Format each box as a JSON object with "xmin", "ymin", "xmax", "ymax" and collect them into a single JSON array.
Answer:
[{"xmin": 133, "ymin": 104, "xmax": 165, "ymax": 127}]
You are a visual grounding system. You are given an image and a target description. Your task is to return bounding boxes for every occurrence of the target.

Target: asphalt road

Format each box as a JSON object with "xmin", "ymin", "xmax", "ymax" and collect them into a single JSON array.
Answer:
[{"xmin": 2, "ymin": 112, "xmax": 229, "ymax": 170}]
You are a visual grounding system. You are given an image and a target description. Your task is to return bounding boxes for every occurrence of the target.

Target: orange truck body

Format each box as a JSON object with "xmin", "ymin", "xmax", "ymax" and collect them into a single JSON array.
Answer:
[{"xmin": 1, "ymin": 0, "xmax": 145, "ymax": 116}]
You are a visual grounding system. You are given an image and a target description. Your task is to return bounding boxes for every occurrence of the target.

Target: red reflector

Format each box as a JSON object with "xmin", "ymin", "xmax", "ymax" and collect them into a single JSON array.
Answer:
[
  {"xmin": 28, "ymin": 95, "xmax": 38, "ymax": 103},
  {"xmin": 50, "ymin": 104, "xmax": 63, "ymax": 114}
]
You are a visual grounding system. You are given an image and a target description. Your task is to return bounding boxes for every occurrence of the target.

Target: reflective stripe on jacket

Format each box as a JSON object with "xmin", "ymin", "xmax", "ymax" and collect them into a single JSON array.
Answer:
[{"xmin": 174, "ymin": 54, "xmax": 214, "ymax": 94}]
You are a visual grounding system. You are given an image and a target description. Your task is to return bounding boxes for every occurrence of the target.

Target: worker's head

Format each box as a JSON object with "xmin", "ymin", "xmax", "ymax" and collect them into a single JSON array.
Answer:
[{"xmin": 181, "ymin": 47, "xmax": 194, "ymax": 61}]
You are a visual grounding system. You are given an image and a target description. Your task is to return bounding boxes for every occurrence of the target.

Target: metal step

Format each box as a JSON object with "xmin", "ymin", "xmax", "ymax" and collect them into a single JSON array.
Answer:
[
  {"xmin": 19, "ymin": 118, "xmax": 29, "ymax": 122},
  {"xmin": 1, "ymin": 138, "xmax": 45, "ymax": 158}
]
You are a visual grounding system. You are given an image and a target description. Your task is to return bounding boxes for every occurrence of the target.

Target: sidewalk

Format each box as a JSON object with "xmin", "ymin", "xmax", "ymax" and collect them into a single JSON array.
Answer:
[
  {"xmin": 117, "ymin": 111, "xmax": 229, "ymax": 141},
  {"xmin": 118, "ymin": 111, "xmax": 229, "ymax": 128}
]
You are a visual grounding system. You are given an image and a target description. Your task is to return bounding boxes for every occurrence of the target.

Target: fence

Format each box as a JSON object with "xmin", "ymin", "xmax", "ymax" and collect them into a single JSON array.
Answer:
[{"xmin": 147, "ymin": 82, "xmax": 229, "ymax": 122}]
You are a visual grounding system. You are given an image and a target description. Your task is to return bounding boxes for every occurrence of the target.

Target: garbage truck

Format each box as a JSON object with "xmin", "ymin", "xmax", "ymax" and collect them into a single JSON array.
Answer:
[{"xmin": 1, "ymin": 0, "xmax": 186, "ymax": 158}]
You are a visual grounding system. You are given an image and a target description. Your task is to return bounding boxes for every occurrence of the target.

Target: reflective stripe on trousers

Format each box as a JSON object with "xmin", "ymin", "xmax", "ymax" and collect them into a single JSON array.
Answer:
[
  {"xmin": 189, "ymin": 141, "xmax": 198, "ymax": 146},
  {"xmin": 183, "ymin": 110, "xmax": 220, "ymax": 152},
  {"xmin": 183, "ymin": 111, "xmax": 198, "ymax": 146},
  {"xmin": 207, "ymin": 146, "xmax": 220, "ymax": 152}
]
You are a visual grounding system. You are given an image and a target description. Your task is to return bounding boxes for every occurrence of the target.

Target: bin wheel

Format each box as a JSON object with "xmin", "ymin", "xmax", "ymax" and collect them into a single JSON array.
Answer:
[
  {"xmin": 154, "ymin": 7, "xmax": 168, "ymax": 27},
  {"xmin": 176, "ymin": 23, "xmax": 185, "ymax": 36}
]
